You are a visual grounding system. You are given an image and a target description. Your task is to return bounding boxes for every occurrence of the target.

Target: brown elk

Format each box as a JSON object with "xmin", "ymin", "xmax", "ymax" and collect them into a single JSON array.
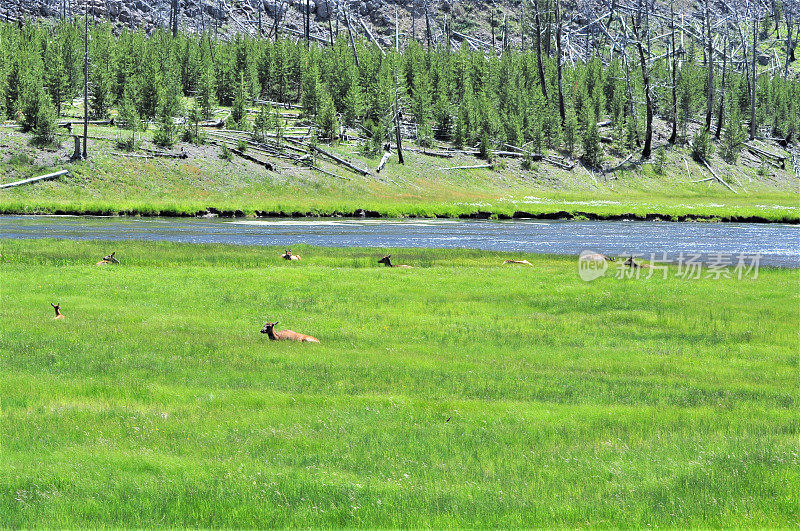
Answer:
[
  {"xmin": 378, "ymin": 255, "xmax": 412, "ymax": 268},
  {"xmin": 503, "ymin": 259, "xmax": 533, "ymax": 266},
  {"xmin": 96, "ymin": 252, "xmax": 120, "ymax": 266},
  {"xmin": 281, "ymin": 249, "xmax": 302, "ymax": 261},
  {"xmin": 261, "ymin": 321, "xmax": 320, "ymax": 343},
  {"xmin": 51, "ymin": 303, "xmax": 65, "ymax": 319},
  {"xmin": 624, "ymin": 255, "xmax": 650, "ymax": 268}
]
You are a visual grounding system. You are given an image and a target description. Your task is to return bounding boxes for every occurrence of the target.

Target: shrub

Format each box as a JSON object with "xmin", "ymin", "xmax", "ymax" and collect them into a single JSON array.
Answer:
[
  {"xmin": 691, "ymin": 129, "xmax": 715, "ymax": 162},
  {"xmin": 654, "ymin": 146, "xmax": 667, "ymax": 175},
  {"xmin": 153, "ymin": 115, "xmax": 176, "ymax": 148},
  {"xmin": 219, "ymin": 144, "xmax": 232, "ymax": 161}
]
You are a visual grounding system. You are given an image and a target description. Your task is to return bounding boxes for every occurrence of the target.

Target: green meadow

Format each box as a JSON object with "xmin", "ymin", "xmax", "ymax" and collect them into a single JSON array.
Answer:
[{"xmin": 0, "ymin": 239, "xmax": 797, "ymax": 526}]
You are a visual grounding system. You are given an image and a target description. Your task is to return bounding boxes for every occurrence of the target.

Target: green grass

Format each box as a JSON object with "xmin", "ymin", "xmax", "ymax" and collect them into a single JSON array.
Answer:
[
  {"xmin": 0, "ymin": 239, "xmax": 798, "ymax": 526},
  {"xmin": 0, "ymin": 127, "xmax": 798, "ymax": 221}
]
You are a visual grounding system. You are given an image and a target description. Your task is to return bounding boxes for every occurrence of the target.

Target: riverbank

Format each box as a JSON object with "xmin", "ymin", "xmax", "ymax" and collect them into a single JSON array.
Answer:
[
  {"xmin": 1, "ymin": 126, "xmax": 798, "ymax": 223},
  {"xmin": 1, "ymin": 239, "xmax": 797, "ymax": 526}
]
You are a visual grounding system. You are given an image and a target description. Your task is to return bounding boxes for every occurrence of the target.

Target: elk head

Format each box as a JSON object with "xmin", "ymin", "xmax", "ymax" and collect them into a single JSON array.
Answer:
[{"xmin": 261, "ymin": 321, "xmax": 278, "ymax": 334}]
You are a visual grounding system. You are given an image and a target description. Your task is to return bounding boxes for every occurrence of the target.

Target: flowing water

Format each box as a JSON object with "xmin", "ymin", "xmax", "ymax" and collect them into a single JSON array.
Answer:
[{"xmin": 0, "ymin": 215, "xmax": 798, "ymax": 267}]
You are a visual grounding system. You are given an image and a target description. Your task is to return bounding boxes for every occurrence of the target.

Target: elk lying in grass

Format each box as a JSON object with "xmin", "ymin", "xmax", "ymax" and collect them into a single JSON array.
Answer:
[
  {"xmin": 503, "ymin": 259, "xmax": 533, "ymax": 266},
  {"xmin": 623, "ymin": 255, "xmax": 650, "ymax": 268},
  {"xmin": 261, "ymin": 321, "xmax": 320, "ymax": 343},
  {"xmin": 582, "ymin": 253, "xmax": 615, "ymax": 263},
  {"xmin": 96, "ymin": 252, "xmax": 119, "ymax": 266},
  {"xmin": 51, "ymin": 303, "xmax": 64, "ymax": 319},
  {"xmin": 378, "ymin": 255, "xmax": 412, "ymax": 268},
  {"xmin": 281, "ymin": 249, "xmax": 302, "ymax": 261}
]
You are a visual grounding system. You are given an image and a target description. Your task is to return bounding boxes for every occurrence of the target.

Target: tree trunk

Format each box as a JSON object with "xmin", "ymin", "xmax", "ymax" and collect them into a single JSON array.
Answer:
[
  {"xmin": 714, "ymin": 28, "xmax": 727, "ymax": 140},
  {"xmin": 668, "ymin": 0, "xmax": 677, "ymax": 144},
  {"xmin": 750, "ymin": 6, "xmax": 757, "ymax": 140},
  {"xmin": 534, "ymin": 0, "xmax": 548, "ymax": 100},
  {"xmin": 394, "ymin": 73, "xmax": 404, "ymax": 164},
  {"xmin": 305, "ymin": 0, "xmax": 310, "ymax": 46},
  {"xmin": 704, "ymin": 0, "xmax": 713, "ymax": 131},
  {"xmin": 171, "ymin": 0, "xmax": 178, "ymax": 38},
  {"xmin": 82, "ymin": 11, "xmax": 89, "ymax": 159},
  {"xmin": 633, "ymin": 19, "xmax": 652, "ymax": 158},
  {"xmin": 344, "ymin": 6, "xmax": 359, "ymax": 67},
  {"xmin": 555, "ymin": 0, "xmax": 565, "ymax": 124},
  {"xmin": 786, "ymin": 9, "xmax": 795, "ymax": 76},
  {"xmin": 425, "ymin": 0, "xmax": 432, "ymax": 48}
]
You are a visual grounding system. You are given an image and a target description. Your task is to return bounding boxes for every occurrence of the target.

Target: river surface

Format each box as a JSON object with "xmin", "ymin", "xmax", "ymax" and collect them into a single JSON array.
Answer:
[{"xmin": 0, "ymin": 215, "xmax": 798, "ymax": 267}]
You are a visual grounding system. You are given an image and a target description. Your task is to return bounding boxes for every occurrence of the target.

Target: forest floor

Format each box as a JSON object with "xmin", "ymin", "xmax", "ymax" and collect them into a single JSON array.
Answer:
[
  {"xmin": 0, "ymin": 239, "xmax": 797, "ymax": 526},
  {"xmin": 0, "ymin": 110, "xmax": 798, "ymax": 221}
]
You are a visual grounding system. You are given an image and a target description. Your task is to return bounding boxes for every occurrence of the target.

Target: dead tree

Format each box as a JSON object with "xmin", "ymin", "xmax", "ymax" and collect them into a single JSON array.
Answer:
[
  {"xmin": 715, "ymin": 25, "xmax": 728, "ymax": 140},
  {"xmin": 534, "ymin": 0, "xmax": 548, "ymax": 100},
  {"xmin": 750, "ymin": 3, "xmax": 758, "ymax": 140},
  {"xmin": 669, "ymin": 0, "xmax": 677, "ymax": 144},
  {"xmin": 555, "ymin": 0, "xmax": 565, "ymax": 124},
  {"xmin": 424, "ymin": 0, "xmax": 432, "ymax": 48},
  {"xmin": 704, "ymin": 0, "xmax": 713, "ymax": 131},
  {"xmin": 343, "ymin": 4, "xmax": 359, "ymax": 67},
  {"xmin": 632, "ymin": 16, "xmax": 652, "ymax": 158},
  {"xmin": 786, "ymin": 7, "xmax": 795, "ymax": 76},
  {"xmin": 82, "ymin": 10, "xmax": 89, "ymax": 159},
  {"xmin": 170, "ymin": 0, "xmax": 178, "ymax": 37}
]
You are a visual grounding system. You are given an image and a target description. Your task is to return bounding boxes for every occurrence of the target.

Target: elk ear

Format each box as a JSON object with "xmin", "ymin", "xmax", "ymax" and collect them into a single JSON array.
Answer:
[
  {"xmin": 273, "ymin": 321, "xmax": 278, "ymax": 326},
  {"xmin": 386, "ymin": 255, "xmax": 391, "ymax": 258}
]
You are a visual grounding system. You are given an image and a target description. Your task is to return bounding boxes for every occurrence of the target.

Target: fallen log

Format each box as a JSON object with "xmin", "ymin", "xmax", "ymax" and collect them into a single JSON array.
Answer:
[
  {"xmin": 744, "ymin": 143, "xmax": 786, "ymax": 168},
  {"xmin": 0, "ymin": 169, "xmax": 69, "ymax": 189},
  {"xmin": 701, "ymin": 158, "xmax": 738, "ymax": 194},
  {"xmin": 604, "ymin": 153, "xmax": 634, "ymax": 173},
  {"xmin": 141, "ymin": 148, "xmax": 188, "ymax": 159},
  {"xmin": 545, "ymin": 156, "xmax": 574, "ymax": 170},
  {"xmin": 58, "ymin": 119, "xmax": 114, "ymax": 127},
  {"xmin": 230, "ymin": 148, "xmax": 275, "ymax": 171},
  {"xmin": 308, "ymin": 165, "xmax": 350, "ymax": 180},
  {"xmin": 376, "ymin": 151, "xmax": 391, "ymax": 172},
  {"xmin": 439, "ymin": 164, "xmax": 494, "ymax": 170},
  {"xmin": 411, "ymin": 148, "xmax": 454, "ymax": 158},
  {"xmin": 310, "ymin": 144, "xmax": 370, "ymax": 176}
]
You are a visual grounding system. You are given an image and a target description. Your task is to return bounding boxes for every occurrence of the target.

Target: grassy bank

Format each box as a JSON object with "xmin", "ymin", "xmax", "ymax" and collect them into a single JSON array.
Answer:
[
  {"xmin": 1, "ymin": 127, "xmax": 798, "ymax": 222},
  {"xmin": 0, "ymin": 239, "xmax": 797, "ymax": 526}
]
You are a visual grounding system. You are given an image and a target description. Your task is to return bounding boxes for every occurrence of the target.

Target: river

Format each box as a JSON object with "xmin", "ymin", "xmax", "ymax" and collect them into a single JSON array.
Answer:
[{"xmin": 0, "ymin": 215, "xmax": 798, "ymax": 267}]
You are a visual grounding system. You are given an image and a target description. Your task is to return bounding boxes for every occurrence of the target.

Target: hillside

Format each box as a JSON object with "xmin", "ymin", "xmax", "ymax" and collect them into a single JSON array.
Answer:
[{"xmin": 1, "ymin": 111, "xmax": 797, "ymax": 221}]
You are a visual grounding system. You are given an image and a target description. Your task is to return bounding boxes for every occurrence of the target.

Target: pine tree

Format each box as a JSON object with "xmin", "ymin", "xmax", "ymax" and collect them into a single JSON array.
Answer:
[
  {"xmin": 43, "ymin": 37, "xmax": 68, "ymax": 117},
  {"xmin": 563, "ymin": 105, "xmax": 578, "ymax": 154},
  {"xmin": 721, "ymin": 104, "xmax": 746, "ymax": 163},
  {"xmin": 301, "ymin": 57, "xmax": 320, "ymax": 117},
  {"xmin": 582, "ymin": 105, "xmax": 602, "ymax": 168},
  {"xmin": 317, "ymin": 88, "xmax": 339, "ymax": 140},
  {"xmin": 197, "ymin": 53, "xmax": 216, "ymax": 120},
  {"xmin": 253, "ymin": 102, "xmax": 274, "ymax": 142},
  {"xmin": 117, "ymin": 83, "xmax": 140, "ymax": 150},
  {"xmin": 230, "ymin": 73, "xmax": 249, "ymax": 129},
  {"xmin": 89, "ymin": 27, "xmax": 114, "ymax": 118}
]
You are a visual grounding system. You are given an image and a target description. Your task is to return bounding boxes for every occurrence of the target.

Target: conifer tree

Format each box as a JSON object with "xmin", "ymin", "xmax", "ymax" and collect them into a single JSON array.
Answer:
[
  {"xmin": 581, "ymin": 104, "xmax": 602, "ymax": 168},
  {"xmin": 317, "ymin": 87, "xmax": 339, "ymax": 140},
  {"xmin": 43, "ymin": 37, "xmax": 68, "ymax": 117},
  {"xmin": 721, "ymin": 104, "xmax": 746, "ymax": 163}
]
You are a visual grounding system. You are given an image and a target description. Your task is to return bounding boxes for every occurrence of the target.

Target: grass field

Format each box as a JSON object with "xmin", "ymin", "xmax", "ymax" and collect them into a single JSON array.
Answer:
[
  {"xmin": 1, "ymin": 125, "xmax": 798, "ymax": 222},
  {"xmin": 0, "ymin": 239, "xmax": 798, "ymax": 526}
]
